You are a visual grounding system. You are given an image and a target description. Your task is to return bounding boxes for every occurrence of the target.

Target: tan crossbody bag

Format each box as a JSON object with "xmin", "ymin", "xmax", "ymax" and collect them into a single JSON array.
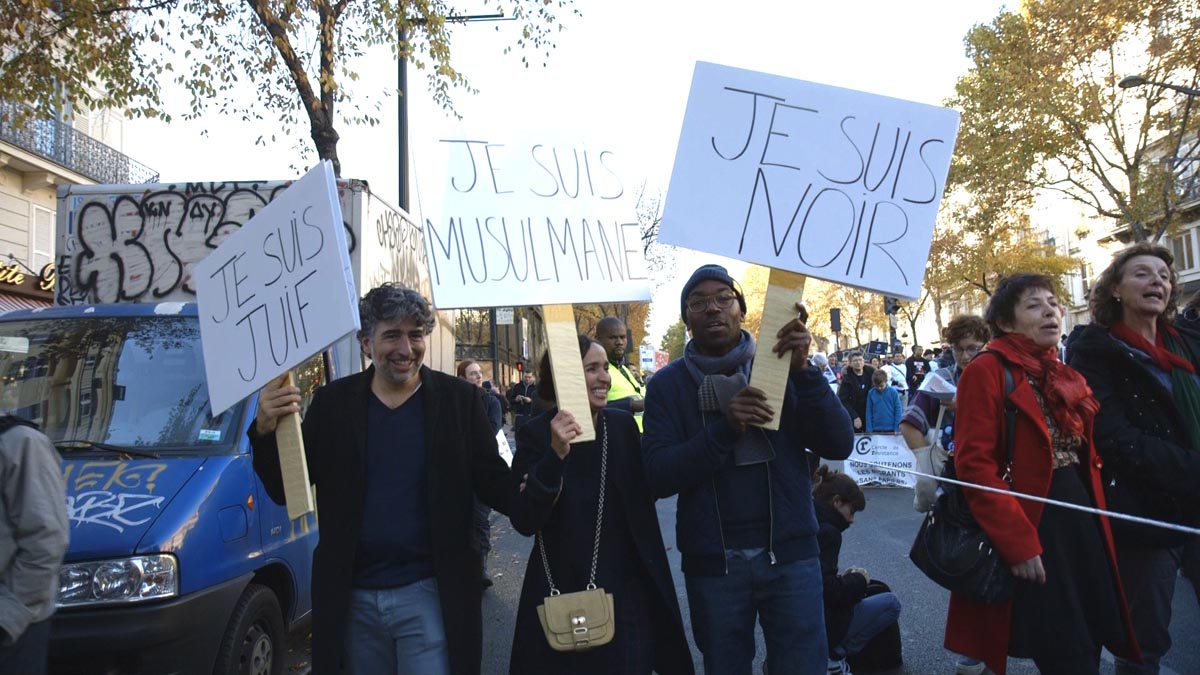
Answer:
[{"xmin": 535, "ymin": 416, "xmax": 615, "ymax": 652}]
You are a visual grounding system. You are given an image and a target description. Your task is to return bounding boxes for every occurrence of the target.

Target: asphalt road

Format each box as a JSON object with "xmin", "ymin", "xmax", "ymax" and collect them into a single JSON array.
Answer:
[{"xmin": 288, "ymin": 485, "xmax": 1200, "ymax": 675}]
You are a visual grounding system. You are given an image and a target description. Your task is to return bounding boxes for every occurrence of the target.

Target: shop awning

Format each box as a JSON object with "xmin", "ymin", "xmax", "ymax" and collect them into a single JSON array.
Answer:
[{"xmin": 0, "ymin": 294, "xmax": 52, "ymax": 314}]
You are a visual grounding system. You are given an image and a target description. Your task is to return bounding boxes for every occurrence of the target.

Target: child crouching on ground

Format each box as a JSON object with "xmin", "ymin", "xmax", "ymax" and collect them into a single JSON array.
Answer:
[{"xmin": 814, "ymin": 466, "xmax": 902, "ymax": 675}]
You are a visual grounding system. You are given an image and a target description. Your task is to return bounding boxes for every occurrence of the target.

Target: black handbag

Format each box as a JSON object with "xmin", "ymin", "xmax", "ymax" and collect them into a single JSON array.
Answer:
[{"xmin": 909, "ymin": 355, "xmax": 1016, "ymax": 604}]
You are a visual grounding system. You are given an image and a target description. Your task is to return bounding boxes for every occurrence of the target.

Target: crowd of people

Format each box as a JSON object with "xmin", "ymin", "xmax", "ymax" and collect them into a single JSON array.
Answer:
[
  {"xmin": 5, "ymin": 245, "xmax": 1200, "ymax": 675},
  {"xmin": 243, "ymin": 246, "xmax": 1200, "ymax": 675}
]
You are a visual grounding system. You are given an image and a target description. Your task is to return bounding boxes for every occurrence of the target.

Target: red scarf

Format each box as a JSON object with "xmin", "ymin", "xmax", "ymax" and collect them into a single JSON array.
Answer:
[
  {"xmin": 1110, "ymin": 320, "xmax": 1196, "ymax": 375},
  {"xmin": 987, "ymin": 333, "xmax": 1099, "ymax": 439}
]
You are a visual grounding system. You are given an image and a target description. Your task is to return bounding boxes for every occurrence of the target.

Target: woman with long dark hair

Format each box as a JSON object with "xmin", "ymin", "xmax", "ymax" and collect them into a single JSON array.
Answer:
[{"xmin": 506, "ymin": 335, "xmax": 693, "ymax": 674}]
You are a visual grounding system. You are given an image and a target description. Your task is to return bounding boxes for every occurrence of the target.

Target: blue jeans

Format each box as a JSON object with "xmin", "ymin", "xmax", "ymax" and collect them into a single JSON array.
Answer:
[
  {"xmin": 835, "ymin": 591, "xmax": 901, "ymax": 658},
  {"xmin": 344, "ymin": 577, "xmax": 450, "ymax": 675},
  {"xmin": 685, "ymin": 549, "xmax": 826, "ymax": 675}
]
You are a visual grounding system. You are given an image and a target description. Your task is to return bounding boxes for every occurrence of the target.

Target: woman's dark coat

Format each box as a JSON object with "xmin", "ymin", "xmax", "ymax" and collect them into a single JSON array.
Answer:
[
  {"xmin": 1067, "ymin": 323, "xmax": 1200, "ymax": 547},
  {"xmin": 815, "ymin": 500, "xmax": 867, "ymax": 653},
  {"xmin": 251, "ymin": 366, "xmax": 511, "ymax": 675},
  {"xmin": 508, "ymin": 409, "xmax": 694, "ymax": 675}
]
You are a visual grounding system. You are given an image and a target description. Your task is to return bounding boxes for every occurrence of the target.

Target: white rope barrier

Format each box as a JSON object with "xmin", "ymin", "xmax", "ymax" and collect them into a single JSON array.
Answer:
[{"xmin": 844, "ymin": 456, "xmax": 1200, "ymax": 537}]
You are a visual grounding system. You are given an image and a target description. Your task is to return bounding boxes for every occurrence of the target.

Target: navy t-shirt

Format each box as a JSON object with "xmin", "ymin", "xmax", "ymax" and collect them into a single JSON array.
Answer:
[{"xmin": 353, "ymin": 391, "xmax": 434, "ymax": 589}]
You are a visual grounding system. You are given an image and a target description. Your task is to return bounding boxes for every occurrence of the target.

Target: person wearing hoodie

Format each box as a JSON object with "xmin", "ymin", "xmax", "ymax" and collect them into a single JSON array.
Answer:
[
  {"xmin": 1067, "ymin": 242, "xmax": 1200, "ymax": 675},
  {"xmin": 813, "ymin": 465, "xmax": 901, "ymax": 675},
  {"xmin": 865, "ymin": 370, "xmax": 902, "ymax": 433},
  {"xmin": 642, "ymin": 264, "xmax": 854, "ymax": 675}
]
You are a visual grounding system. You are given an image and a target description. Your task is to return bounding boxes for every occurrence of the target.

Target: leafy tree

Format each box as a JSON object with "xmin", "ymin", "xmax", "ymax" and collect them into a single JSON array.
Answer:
[
  {"xmin": 2, "ymin": 0, "xmax": 576, "ymax": 175},
  {"xmin": 737, "ymin": 264, "xmax": 770, "ymax": 338},
  {"xmin": 660, "ymin": 320, "xmax": 687, "ymax": 361},
  {"xmin": 950, "ymin": 0, "xmax": 1200, "ymax": 243},
  {"xmin": 573, "ymin": 303, "xmax": 649, "ymax": 353}
]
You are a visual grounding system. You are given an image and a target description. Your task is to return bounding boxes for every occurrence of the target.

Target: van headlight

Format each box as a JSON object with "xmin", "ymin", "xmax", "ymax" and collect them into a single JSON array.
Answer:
[{"xmin": 57, "ymin": 554, "xmax": 178, "ymax": 607}]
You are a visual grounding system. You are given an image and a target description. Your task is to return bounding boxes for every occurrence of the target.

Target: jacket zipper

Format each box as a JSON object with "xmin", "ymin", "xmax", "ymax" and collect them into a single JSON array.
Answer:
[
  {"xmin": 765, "ymin": 436, "xmax": 777, "ymax": 565},
  {"xmin": 711, "ymin": 476, "xmax": 729, "ymax": 575},
  {"xmin": 702, "ymin": 411, "xmax": 730, "ymax": 574}
]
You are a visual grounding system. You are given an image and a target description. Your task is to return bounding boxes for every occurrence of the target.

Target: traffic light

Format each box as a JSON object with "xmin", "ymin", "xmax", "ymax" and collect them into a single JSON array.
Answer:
[
  {"xmin": 883, "ymin": 296, "xmax": 900, "ymax": 315},
  {"xmin": 516, "ymin": 360, "xmax": 524, "ymax": 372}
]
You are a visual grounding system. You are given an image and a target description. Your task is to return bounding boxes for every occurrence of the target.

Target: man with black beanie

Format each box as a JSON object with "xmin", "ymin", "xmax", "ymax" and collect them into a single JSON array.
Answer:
[{"xmin": 642, "ymin": 263, "xmax": 854, "ymax": 675}]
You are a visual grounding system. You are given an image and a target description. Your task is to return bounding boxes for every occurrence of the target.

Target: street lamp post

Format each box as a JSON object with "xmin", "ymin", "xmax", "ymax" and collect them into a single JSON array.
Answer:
[{"xmin": 1120, "ymin": 74, "xmax": 1200, "ymax": 229}]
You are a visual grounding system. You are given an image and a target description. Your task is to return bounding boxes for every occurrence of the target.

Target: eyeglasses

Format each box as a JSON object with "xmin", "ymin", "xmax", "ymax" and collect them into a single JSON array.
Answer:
[
  {"xmin": 686, "ymin": 293, "xmax": 738, "ymax": 313},
  {"xmin": 953, "ymin": 344, "xmax": 983, "ymax": 356}
]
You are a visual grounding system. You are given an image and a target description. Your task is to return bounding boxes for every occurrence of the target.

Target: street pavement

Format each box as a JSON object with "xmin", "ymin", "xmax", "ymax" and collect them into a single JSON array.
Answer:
[{"xmin": 288, "ymin": 477, "xmax": 1200, "ymax": 675}]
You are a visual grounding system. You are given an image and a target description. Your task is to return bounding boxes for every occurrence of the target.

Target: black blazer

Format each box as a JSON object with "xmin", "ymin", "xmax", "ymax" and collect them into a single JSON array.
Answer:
[
  {"xmin": 251, "ymin": 365, "xmax": 511, "ymax": 675},
  {"xmin": 508, "ymin": 409, "xmax": 694, "ymax": 675}
]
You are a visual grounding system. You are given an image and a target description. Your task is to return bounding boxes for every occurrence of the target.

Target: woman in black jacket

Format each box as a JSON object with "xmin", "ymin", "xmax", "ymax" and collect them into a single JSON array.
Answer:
[
  {"xmin": 1067, "ymin": 242, "xmax": 1200, "ymax": 674},
  {"xmin": 507, "ymin": 335, "xmax": 693, "ymax": 675},
  {"xmin": 814, "ymin": 466, "xmax": 901, "ymax": 675}
]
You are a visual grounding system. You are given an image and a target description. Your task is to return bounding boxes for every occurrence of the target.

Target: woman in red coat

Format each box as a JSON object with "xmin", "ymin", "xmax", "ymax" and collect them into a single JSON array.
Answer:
[{"xmin": 946, "ymin": 274, "xmax": 1139, "ymax": 675}]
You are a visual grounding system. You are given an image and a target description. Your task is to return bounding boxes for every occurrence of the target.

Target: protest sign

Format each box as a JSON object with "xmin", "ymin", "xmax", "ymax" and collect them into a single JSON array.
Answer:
[
  {"xmin": 195, "ymin": 161, "xmax": 359, "ymax": 416},
  {"xmin": 418, "ymin": 134, "xmax": 656, "ymax": 441},
  {"xmin": 420, "ymin": 135, "xmax": 652, "ymax": 310},
  {"xmin": 844, "ymin": 434, "xmax": 918, "ymax": 488},
  {"xmin": 660, "ymin": 61, "xmax": 960, "ymax": 301}
]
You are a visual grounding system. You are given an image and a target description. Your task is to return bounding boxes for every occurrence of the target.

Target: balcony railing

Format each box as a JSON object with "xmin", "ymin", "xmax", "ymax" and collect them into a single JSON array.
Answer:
[{"xmin": 0, "ymin": 100, "xmax": 158, "ymax": 184}]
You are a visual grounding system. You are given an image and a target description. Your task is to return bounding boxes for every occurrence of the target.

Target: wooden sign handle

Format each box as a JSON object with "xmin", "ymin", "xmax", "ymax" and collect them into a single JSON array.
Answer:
[
  {"xmin": 275, "ymin": 371, "xmax": 315, "ymax": 519},
  {"xmin": 543, "ymin": 304, "xmax": 596, "ymax": 443},
  {"xmin": 748, "ymin": 269, "xmax": 808, "ymax": 431}
]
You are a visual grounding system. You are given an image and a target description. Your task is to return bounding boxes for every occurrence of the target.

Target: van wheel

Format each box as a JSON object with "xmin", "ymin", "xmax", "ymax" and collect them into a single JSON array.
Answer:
[{"xmin": 214, "ymin": 583, "xmax": 285, "ymax": 675}]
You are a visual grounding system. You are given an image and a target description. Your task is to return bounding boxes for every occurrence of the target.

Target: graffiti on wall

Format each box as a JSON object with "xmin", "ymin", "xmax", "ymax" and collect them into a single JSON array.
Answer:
[{"xmin": 58, "ymin": 181, "xmax": 358, "ymax": 305}]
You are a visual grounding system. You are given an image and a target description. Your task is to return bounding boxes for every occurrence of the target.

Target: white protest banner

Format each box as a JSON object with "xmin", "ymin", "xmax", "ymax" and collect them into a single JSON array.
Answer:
[
  {"xmin": 844, "ymin": 434, "xmax": 918, "ymax": 488},
  {"xmin": 660, "ymin": 62, "xmax": 961, "ymax": 300},
  {"xmin": 420, "ymin": 135, "xmax": 652, "ymax": 310},
  {"xmin": 195, "ymin": 161, "xmax": 359, "ymax": 416}
]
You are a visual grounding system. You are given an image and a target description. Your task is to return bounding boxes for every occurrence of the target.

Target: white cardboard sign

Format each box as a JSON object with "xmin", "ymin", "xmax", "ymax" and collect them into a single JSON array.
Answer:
[
  {"xmin": 195, "ymin": 161, "xmax": 359, "ymax": 415},
  {"xmin": 661, "ymin": 62, "xmax": 961, "ymax": 300},
  {"xmin": 844, "ymin": 434, "xmax": 918, "ymax": 488},
  {"xmin": 421, "ymin": 135, "xmax": 652, "ymax": 310}
]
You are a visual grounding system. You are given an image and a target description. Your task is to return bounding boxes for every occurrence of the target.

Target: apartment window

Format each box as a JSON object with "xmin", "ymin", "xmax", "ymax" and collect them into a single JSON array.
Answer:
[
  {"xmin": 30, "ymin": 206, "xmax": 53, "ymax": 271},
  {"xmin": 1172, "ymin": 231, "xmax": 1195, "ymax": 271}
]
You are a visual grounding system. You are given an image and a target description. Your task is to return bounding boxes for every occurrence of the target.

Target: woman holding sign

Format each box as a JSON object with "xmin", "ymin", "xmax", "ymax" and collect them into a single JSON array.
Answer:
[
  {"xmin": 507, "ymin": 335, "xmax": 693, "ymax": 675},
  {"xmin": 947, "ymin": 274, "xmax": 1137, "ymax": 675}
]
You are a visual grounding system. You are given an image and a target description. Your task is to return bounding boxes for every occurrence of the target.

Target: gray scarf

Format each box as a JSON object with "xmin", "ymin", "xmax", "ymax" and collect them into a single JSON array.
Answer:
[{"xmin": 683, "ymin": 331, "xmax": 775, "ymax": 465}]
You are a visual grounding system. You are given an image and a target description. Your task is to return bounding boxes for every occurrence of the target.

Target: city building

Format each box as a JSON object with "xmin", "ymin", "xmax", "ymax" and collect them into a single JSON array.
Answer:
[{"xmin": 0, "ymin": 99, "xmax": 158, "ymax": 312}]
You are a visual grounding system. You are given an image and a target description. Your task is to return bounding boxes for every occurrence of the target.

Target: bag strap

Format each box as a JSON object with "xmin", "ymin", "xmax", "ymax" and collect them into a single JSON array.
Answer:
[
  {"xmin": 538, "ymin": 414, "xmax": 608, "ymax": 595},
  {"xmin": 981, "ymin": 351, "xmax": 1018, "ymax": 484}
]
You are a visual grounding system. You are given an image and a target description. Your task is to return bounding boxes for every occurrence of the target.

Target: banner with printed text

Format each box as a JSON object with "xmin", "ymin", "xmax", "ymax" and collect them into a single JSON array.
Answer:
[
  {"xmin": 844, "ymin": 434, "xmax": 918, "ymax": 488},
  {"xmin": 660, "ymin": 61, "xmax": 960, "ymax": 300},
  {"xmin": 419, "ymin": 133, "xmax": 652, "ymax": 309}
]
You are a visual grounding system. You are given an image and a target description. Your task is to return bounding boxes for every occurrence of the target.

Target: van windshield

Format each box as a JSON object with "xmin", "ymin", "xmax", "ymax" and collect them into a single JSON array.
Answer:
[{"xmin": 0, "ymin": 316, "xmax": 241, "ymax": 452}]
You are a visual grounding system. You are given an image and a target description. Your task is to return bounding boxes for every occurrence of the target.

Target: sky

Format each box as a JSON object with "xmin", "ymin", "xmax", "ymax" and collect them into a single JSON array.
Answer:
[{"xmin": 122, "ymin": 0, "xmax": 1011, "ymax": 345}]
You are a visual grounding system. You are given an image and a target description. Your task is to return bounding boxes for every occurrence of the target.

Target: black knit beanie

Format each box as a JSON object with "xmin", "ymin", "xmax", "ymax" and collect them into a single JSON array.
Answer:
[{"xmin": 680, "ymin": 264, "xmax": 746, "ymax": 321}]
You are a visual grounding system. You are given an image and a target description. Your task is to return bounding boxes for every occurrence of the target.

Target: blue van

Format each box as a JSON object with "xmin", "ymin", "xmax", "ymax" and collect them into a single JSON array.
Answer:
[{"xmin": 0, "ymin": 303, "xmax": 321, "ymax": 675}]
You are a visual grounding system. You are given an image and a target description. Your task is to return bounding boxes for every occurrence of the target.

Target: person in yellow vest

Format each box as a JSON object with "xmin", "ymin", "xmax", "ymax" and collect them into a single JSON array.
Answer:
[{"xmin": 596, "ymin": 316, "xmax": 645, "ymax": 431}]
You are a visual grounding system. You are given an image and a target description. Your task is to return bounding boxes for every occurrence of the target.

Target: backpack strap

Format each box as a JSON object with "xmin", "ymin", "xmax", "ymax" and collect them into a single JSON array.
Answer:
[{"xmin": 977, "ymin": 351, "xmax": 1018, "ymax": 483}]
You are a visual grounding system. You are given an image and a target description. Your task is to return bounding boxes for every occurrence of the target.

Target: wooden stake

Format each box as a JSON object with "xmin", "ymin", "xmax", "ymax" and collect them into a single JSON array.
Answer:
[
  {"xmin": 275, "ymin": 371, "xmax": 314, "ymax": 520},
  {"xmin": 543, "ymin": 304, "xmax": 595, "ymax": 443},
  {"xmin": 748, "ymin": 269, "xmax": 807, "ymax": 431}
]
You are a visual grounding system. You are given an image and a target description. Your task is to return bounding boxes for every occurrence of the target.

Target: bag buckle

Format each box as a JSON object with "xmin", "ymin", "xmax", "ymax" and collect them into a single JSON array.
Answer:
[{"xmin": 572, "ymin": 614, "xmax": 588, "ymax": 635}]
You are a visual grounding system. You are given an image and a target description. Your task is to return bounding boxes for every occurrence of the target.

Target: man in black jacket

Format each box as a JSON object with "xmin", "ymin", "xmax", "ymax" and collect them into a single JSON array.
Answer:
[
  {"xmin": 837, "ymin": 352, "xmax": 875, "ymax": 432},
  {"xmin": 251, "ymin": 283, "xmax": 511, "ymax": 675},
  {"xmin": 642, "ymin": 264, "xmax": 854, "ymax": 675},
  {"xmin": 506, "ymin": 372, "xmax": 538, "ymax": 429}
]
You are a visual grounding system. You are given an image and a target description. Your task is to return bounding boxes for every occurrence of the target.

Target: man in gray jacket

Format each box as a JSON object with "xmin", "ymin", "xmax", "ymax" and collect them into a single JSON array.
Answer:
[{"xmin": 0, "ymin": 416, "xmax": 68, "ymax": 674}]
